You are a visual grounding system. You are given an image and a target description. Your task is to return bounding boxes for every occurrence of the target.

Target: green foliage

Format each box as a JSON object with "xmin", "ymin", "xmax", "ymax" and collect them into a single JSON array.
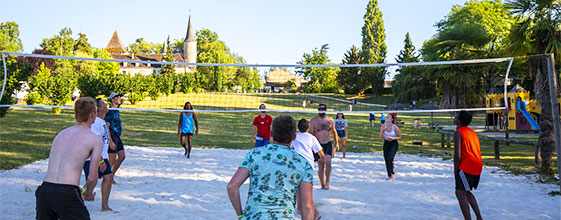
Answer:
[
  {"xmin": 40, "ymin": 27, "xmax": 75, "ymax": 56},
  {"xmin": 74, "ymin": 33, "xmax": 92, "ymax": 54},
  {"xmin": 296, "ymin": 44, "xmax": 339, "ymax": 93},
  {"xmin": 127, "ymin": 38, "xmax": 163, "ymax": 54},
  {"xmin": 392, "ymin": 33, "xmax": 435, "ymax": 102},
  {"xmin": 147, "ymin": 75, "xmax": 160, "ymax": 100},
  {"xmin": 161, "ymin": 36, "xmax": 176, "ymax": 75},
  {"xmin": 361, "ymin": 0, "xmax": 387, "ymax": 95},
  {"xmin": 179, "ymin": 72, "xmax": 196, "ymax": 93},
  {"xmin": 0, "ymin": 21, "xmax": 23, "ymax": 52},
  {"xmin": 77, "ymin": 72, "xmax": 102, "ymax": 98},
  {"xmin": 93, "ymin": 48, "xmax": 120, "ymax": 75},
  {"xmin": 506, "ymin": 0, "xmax": 561, "ymax": 56},
  {"xmin": 0, "ymin": 57, "xmax": 33, "ymax": 117},
  {"xmin": 29, "ymin": 63, "xmax": 77, "ymax": 107},
  {"xmin": 196, "ymin": 29, "xmax": 236, "ymax": 91},
  {"xmin": 25, "ymin": 93, "xmax": 43, "ymax": 105},
  {"xmin": 437, "ymin": 0, "xmax": 514, "ymax": 56},
  {"xmin": 338, "ymin": 45, "xmax": 368, "ymax": 94}
]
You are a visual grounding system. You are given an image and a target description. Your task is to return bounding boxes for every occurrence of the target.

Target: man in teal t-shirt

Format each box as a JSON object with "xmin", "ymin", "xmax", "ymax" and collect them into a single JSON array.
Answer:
[{"xmin": 228, "ymin": 115, "xmax": 316, "ymax": 220}]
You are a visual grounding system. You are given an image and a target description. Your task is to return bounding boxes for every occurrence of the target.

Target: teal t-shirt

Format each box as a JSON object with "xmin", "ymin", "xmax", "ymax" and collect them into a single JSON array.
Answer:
[{"xmin": 240, "ymin": 144, "xmax": 313, "ymax": 220}]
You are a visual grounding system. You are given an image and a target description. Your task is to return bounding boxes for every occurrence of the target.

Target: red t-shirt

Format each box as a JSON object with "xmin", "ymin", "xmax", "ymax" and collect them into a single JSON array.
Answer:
[
  {"xmin": 253, "ymin": 114, "xmax": 272, "ymax": 140},
  {"xmin": 458, "ymin": 126, "xmax": 483, "ymax": 175}
]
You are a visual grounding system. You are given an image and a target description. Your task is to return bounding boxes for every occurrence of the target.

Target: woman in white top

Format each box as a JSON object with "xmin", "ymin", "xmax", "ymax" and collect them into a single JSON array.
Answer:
[{"xmin": 379, "ymin": 114, "xmax": 402, "ymax": 180}]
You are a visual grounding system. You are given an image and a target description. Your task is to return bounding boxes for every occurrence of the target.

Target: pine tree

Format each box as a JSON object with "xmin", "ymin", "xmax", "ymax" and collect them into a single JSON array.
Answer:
[
  {"xmin": 361, "ymin": 0, "xmax": 387, "ymax": 95},
  {"xmin": 337, "ymin": 45, "xmax": 369, "ymax": 94},
  {"xmin": 161, "ymin": 36, "xmax": 175, "ymax": 75},
  {"xmin": 392, "ymin": 32, "xmax": 434, "ymax": 102}
]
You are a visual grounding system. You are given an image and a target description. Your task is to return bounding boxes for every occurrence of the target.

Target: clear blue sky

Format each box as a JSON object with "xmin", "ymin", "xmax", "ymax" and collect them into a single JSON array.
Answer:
[{"xmin": 1, "ymin": 0, "xmax": 466, "ymax": 69}]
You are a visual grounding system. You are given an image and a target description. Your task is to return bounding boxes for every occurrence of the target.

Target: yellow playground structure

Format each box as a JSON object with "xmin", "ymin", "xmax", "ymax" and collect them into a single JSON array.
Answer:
[{"xmin": 486, "ymin": 84, "xmax": 560, "ymax": 131}]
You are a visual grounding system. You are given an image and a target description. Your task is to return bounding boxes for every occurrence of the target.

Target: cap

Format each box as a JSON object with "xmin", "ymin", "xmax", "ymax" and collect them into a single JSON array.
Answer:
[{"xmin": 108, "ymin": 93, "xmax": 122, "ymax": 100}]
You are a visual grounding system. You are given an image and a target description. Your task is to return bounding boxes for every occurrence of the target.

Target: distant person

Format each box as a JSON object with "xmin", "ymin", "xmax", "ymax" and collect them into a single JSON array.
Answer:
[
  {"xmin": 453, "ymin": 111, "xmax": 483, "ymax": 220},
  {"xmin": 83, "ymin": 98, "xmax": 114, "ymax": 211},
  {"xmin": 334, "ymin": 113, "xmax": 348, "ymax": 158},
  {"xmin": 251, "ymin": 104, "xmax": 272, "ymax": 147},
  {"xmin": 309, "ymin": 104, "xmax": 339, "ymax": 190},
  {"xmin": 348, "ymin": 104, "xmax": 353, "ymax": 111},
  {"xmin": 302, "ymin": 100, "xmax": 307, "ymax": 108},
  {"xmin": 412, "ymin": 100, "xmax": 416, "ymax": 109},
  {"xmin": 379, "ymin": 114, "xmax": 402, "ymax": 180},
  {"xmin": 291, "ymin": 119, "xmax": 324, "ymax": 219},
  {"xmin": 178, "ymin": 102, "xmax": 199, "ymax": 158},
  {"xmin": 36, "ymin": 97, "xmax": 103, "ymax": 219},
  {"xmin": 392, "ymin": 113, "xmax": 397, "ymax": 124},
  {"xmin": 380, "ymin": 113, "xmax": 386, "ymax": 125},
  {"xmin": 105, "ymin": 93, "xmax": 125, "ymax": 184},
  {"xmin": 228, "ymin": 115, "xmax": 315, "ymax": 220},
  {"xmin": 369, "ymin": 112, "xmax": 376, "ymax": 127}
]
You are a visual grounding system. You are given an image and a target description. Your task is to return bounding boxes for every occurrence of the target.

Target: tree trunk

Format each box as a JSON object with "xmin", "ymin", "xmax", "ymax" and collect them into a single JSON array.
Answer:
[{"xmin": 535, "ymin": 58, "xmax": 555, "ymax": 175}]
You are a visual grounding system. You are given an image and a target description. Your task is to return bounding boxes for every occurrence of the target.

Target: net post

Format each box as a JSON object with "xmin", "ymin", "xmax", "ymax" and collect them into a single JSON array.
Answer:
[
  {"xmin": 545, "ymin": 53, "xmax": 561, "ymax": 190},
  {"xmin": 503, "ymin": 58, "xmax": 514, "ymax": 145},
  {"xmin": 1, "ymin": 51, "xmax": 7, "ymax": 101}
]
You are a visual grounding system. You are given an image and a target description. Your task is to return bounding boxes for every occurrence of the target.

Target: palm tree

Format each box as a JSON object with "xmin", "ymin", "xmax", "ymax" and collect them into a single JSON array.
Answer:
[{"xmin": 507, "ymin": 0, "xmax": 561, "ymax": 174}]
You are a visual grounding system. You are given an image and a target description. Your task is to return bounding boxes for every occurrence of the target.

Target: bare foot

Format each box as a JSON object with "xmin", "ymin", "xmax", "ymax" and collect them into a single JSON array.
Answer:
[
  {"xmin": 112, "ymin": 179, "xmax": 117, "ymax": 185},
  {"xmin": 314, "ymin": 209, "xmax": 322, "ymax": 220},
  {"xmin": 101, "ymin": 207, "xmax": 113, "ymax": 212},
  {"xmin": 323, "ymin": 185, "xmax": 330, "ymax": 190}
]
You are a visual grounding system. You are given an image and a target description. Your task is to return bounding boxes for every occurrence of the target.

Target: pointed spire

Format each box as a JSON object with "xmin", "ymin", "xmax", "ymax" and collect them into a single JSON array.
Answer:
[
  {"xmin": 105, "ymin": 30, "xmax": 127, "ymax": 54},
  {"xmin": 184, "ymin": 14, "xmax": 196, "ymax": 42},
  {"xmin": 161, "ymin": 39, "xmax": 167, "ymax": 54}
]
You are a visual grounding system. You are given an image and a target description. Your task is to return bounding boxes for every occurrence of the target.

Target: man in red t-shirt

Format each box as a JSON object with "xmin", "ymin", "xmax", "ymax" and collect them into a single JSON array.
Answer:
[
  {"xmin": 453, "ymin": 111, "xmax": 483, "ymax": 220},
  {"xmin": 251, "ymin": 104, "xmax": 272, "ymax": 147}
]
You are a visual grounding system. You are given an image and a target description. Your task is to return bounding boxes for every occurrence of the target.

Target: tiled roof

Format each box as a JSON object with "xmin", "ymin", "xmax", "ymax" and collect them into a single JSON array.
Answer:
[{"xmin": 106, "ymin": 30, "xmax": 127, "ymax": 54}]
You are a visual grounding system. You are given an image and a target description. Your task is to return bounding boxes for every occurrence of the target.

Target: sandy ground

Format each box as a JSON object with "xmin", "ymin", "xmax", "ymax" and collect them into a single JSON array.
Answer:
[{"xmin": 1, "ymin": 146, "xmax": 559, "ymax": 220}]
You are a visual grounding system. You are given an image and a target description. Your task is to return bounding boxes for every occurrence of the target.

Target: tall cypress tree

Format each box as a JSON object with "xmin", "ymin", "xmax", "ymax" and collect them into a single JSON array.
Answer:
[{"xmin": 361, "ymin": 0, "xmax": 387, "ymax": 95}]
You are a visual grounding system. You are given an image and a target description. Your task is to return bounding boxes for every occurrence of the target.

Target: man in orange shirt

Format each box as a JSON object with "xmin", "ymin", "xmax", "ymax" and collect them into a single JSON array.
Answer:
[{"xmin": 453, "ymin": 111, "xmax": 483, "ymax": 220}]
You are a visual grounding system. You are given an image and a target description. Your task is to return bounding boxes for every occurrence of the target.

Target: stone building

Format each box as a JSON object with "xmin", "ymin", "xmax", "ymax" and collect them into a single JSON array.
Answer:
[{"xmin": 105, "ymin": 15, "xmax": 197, "ymax": 76}]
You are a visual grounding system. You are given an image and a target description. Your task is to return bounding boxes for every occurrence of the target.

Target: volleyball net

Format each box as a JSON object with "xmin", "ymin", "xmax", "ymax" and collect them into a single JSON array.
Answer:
[{"xmin": 1, "ymin": 51, "xmax": 513, "ymax": 116}]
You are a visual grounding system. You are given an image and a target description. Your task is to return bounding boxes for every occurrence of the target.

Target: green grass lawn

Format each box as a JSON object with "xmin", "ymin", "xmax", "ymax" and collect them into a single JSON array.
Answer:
[{"xmin": 1, "ymin": 92, "xmax": 556, "ymax": 177}]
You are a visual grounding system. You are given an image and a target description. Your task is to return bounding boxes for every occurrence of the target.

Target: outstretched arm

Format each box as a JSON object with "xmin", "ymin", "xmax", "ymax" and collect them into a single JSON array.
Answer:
[{"xmin": 227, "ymin": 167, "xmax": 249, "ymax": 219}]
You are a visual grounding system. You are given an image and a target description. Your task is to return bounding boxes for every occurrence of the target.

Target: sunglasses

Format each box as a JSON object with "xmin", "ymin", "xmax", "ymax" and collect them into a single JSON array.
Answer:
[{"xmin": 318, "ymin": 107, "xmax": 326, "ymax": 110}]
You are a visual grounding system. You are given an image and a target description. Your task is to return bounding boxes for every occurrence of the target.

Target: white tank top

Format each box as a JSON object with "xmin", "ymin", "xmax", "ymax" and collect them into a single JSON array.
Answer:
[{"xmin": 384, "ymin": 125, "xmax": 396, "ymax": 138}]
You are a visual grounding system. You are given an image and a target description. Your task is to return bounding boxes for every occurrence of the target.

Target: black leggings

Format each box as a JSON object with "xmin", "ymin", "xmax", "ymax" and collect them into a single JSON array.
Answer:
[{"xmin": 383, "ymin": 140, "xmax": 399, "ymax": 177}]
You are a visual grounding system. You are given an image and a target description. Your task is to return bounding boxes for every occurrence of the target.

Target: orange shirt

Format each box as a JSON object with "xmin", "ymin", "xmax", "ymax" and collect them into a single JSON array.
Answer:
[{"xmin": 457, "ymin": 126, "xmax": 483, "ymax": 175}]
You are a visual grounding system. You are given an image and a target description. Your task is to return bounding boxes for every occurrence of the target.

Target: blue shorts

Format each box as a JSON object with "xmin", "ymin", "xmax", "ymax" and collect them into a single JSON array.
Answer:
[
  {"xmin": 108, "ymin": 132, "xmax": 124, "ymax": 153},
  {"xmin": 83, "ymin": 159, "xmax": 112, "ymax": 181},
  {"xmin": 255, "ymin": 138, "xmax": 270, "ymax": 147},
  {"xmin": 336, "ymin": 130, "xmax": 346, "ymax": 138}
]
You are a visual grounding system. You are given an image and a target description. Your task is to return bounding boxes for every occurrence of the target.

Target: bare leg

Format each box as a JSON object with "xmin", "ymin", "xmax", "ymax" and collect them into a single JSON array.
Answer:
[
  {"xmin": 108, "ymin": 153, "xmax": 117, "ymax": 184},
  {"xmin": 455, "ymin": 190, "xmax": 472, "ymax": 220},
  {"xmin": 324, "ymin": 155, "xmax": 332, "ymax": 190},
  {"xmin": 318, "ymin": 159, "xmax": 326, "ymax": 189},
  {"xmin": 112, "ymin": 150, "xmax": 126, "ymax": 178},
  {"xmin": 342, "ymin": 137, "xmax": 347, "ymax": 158},
  {"xmin": 101, "ymin": 174, "xmax": 113, "ymax": 211},
  {"xmin": 187, "ymin": 135, "xmax": 193, "ymax": 158},
  {"xmin": 466, "ymin": 192, "xmax": 482, "ymax": 220},
  {"xmin": 180, "ymin": 135, "xmax": 187, "ymax": 156}
]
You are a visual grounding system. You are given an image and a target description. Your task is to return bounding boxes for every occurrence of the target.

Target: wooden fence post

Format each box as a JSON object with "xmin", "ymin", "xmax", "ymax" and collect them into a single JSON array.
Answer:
[{"xmin": 494, "ymin": 140, "xmax": 500, "ymax": 159}]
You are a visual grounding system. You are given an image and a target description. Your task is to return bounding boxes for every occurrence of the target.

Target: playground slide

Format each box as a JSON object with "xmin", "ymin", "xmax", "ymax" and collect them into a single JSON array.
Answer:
[{"xmin": 516, "ymin": 100, "xmax": 540, "ymax": 130}]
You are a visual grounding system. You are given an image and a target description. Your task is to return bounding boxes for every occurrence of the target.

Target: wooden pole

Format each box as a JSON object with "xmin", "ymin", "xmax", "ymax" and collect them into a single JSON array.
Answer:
[
  {"xmin": 546, "ymin": 54, "xmax": 561, "ymax": 191},
  {"xmin": 494, "ymin": 140, "xmax": 500, "ymax": 159}
]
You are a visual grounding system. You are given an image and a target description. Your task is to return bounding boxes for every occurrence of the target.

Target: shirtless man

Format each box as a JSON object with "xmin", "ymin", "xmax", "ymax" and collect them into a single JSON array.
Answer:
[
  {"xmin": 309, "ymin": 104, "xmax": 338, "ymax": 190},
  {"xmin": 36, "ymin": 97, "xmax": 103, "ymax": 219}
]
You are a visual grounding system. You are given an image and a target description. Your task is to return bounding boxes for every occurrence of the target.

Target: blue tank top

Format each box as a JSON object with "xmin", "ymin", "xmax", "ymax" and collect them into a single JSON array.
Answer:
[{"xmin": 181, "ymin": 112, "xmax": 194, "ymax": 134}]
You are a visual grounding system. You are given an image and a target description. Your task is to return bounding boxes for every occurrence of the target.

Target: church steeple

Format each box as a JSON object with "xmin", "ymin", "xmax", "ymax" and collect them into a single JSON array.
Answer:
[
  {"xmin": 184, "ymin": 14, "xmax": 196, "ymax": 43},
  {"xmin": 183, "ymin": 13, "xmax": 197, "ymax": 66}
]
